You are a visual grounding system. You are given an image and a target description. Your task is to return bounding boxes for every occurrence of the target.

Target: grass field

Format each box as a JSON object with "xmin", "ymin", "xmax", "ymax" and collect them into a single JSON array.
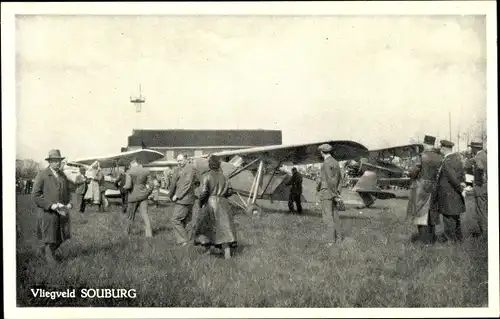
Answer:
[{"xmin": 16, "ymin": 193, "xmax": 488, "ymax": 307}]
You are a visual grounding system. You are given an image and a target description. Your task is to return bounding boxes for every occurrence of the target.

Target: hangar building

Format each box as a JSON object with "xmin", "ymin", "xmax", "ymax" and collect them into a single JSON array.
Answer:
[{"xmin": 121, "ymin": 129, "xmax": 283, "ymax": 161}]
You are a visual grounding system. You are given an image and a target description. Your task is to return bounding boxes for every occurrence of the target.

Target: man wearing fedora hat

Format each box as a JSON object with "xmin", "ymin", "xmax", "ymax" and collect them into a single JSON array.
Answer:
[
  {"xmin": 469, "ymin": 141, "xmax": 488, "ymax": 237},
  {"xmin": 31, "ymin": 149, "xmax": 73, "ymax": 263},
  {"xmin": 406, "ymin": 135, "xmax": 443, "ymax": 244},
  {"xmin": 317, "ymin": 143, "xmax": 343, "ymax": 245},
  {"xmin": 435, "ymin": 140, "xmax": 466, "ymax": 243}
]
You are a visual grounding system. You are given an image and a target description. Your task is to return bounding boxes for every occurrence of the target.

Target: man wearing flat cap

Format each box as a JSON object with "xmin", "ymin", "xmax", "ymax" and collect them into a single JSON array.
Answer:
[
  {"xmin": 317, "ymin": 143, "xmax": 343, "ymax": 245},
  {"xmin": 435, "ymin": 140, "xmax": 466, "ymax": 243},
  {"xmin": 469, "ymin": 141, "xmax": 488, "ymax": 237},
  {"xmin": 126, "ymin": 159, "xmax": 153, "ymax": 237},
  {"xmin": 32, "ymin": 149, "xmax": 73, "ymax": 263},
  {"xmin": 406, "ymin": 135, "xmax": 443, "ymax": 244},
  {"xmin": 74, "ymin": 167, "xmax": 89, "ymax": 213}
]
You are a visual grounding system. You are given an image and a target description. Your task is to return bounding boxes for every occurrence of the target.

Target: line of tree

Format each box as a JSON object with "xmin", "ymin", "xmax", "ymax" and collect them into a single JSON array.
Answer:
[{"xmin": 16, "ymin": 158, "xmax": 40, "ymax": 180}]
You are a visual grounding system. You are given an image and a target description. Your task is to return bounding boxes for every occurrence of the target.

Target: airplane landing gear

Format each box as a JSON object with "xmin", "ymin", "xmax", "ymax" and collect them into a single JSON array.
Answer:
[{"xmin": 246, "ymin": 203, "xmax": 261, "ymax": 217}]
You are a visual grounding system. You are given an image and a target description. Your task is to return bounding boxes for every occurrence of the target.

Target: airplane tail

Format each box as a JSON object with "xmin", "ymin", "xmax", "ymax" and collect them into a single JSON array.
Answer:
[{"xmin": 352, "ymin": 171, "xmax": 396, "ymax": 207}]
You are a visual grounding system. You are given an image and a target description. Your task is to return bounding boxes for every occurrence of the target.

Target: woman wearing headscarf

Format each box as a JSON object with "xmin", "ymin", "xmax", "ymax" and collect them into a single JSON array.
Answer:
[
  {"xmin": 84, "ymin": 162, "xmax": 102, "ymax": 210},
  {"xmin": 194, "ymin": 155, "xmax": 237, "ymax": 259}
]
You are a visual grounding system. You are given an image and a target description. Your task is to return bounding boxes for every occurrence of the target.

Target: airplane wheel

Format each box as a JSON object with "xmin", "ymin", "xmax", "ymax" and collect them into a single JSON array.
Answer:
[{"xmin": 246, "ymin": 204, "xmax": 261, "ymax": 217}]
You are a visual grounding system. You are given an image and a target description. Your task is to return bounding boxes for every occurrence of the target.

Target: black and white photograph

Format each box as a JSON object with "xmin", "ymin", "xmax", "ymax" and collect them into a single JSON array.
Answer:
[{"xmin": 2, "ymin": 1, "xmax": 498, "ymax": 318}]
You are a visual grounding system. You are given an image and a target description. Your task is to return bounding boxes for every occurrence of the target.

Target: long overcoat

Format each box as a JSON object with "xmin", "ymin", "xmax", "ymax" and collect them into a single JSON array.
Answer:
[
  {"xmin": 31, "ymin": 167, "xmax": 72, "ymax": 245},
  {"xmin": 436, "ymin": 152, "xmax": 466, "ymax": 216},
  {"xmin": 194, "ymin": 169, "xmax": 237, "ymax": 247}
]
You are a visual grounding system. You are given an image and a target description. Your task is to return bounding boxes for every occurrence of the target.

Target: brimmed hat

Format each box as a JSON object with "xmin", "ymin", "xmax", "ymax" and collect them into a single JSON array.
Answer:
[
  {"xmin": 439, "ymin": 140, "xmax": 454, "ymax": 148},
  {"xmin": 469, "ymin": 141, "xmax": 483, "ymax": 149},
  {"xmin": 45, "ymin": 149, "xmax": 65, "ymax": 161},
  {"xmin": 423, "ymin": 135, "xmax": 436, "ymax": 146},
  {"xmin": 318, "ymin": 143, "xmax": 333, "ymax": 153}
]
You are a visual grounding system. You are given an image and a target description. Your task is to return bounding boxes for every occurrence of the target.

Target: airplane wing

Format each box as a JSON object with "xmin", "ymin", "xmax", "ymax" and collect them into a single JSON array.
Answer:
[
  {"xmin": 210, "ymin": 140, "xmax": 369, "ymax": 169},
  {"xmin": 368, "ymin": 143, "xmax": 424, "ymax": 159},
  {"xmin": 70, "ymin": 149, "xmax": 165, "ymax": 168}
]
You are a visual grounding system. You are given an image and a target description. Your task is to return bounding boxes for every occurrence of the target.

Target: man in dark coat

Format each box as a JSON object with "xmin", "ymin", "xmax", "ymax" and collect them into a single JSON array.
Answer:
[
  {"xmin": 317, "ymin": 144, "xmax": 343, "ymax": 245},
  {"xmin": 74, "ymin": 167, "xmax": 88, "ymax": 213},
  {"xmin": 125, "ymin": 159, "xmax": 153, "ymax": 237},
  {"xmin": 115, "ymin": 164, "xmax": 131, "ymax": 214},
  {"xmin": 470, "ymin": 141, "xmax": 488, "ymax": 237},
  {"xmin": 407, "ymin": 135, "xmax": 443, "ymax": 244},
  {"xmin": 168, "ymin": 154, "xmax": 197, "ymax": 246},
  {"xmin": 435, "ymin": 140, "xmax": 466, "ymax": 243},
  {"xmin": 286, "ymin": 167, "xmax": 303, "ymax": 214},
  {"xmin": 32, "ymin": 149, "xmax": 73, "ymax": 263}
]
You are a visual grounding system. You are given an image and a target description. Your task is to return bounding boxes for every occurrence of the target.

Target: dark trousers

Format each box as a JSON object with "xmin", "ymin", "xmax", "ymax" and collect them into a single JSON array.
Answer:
[
  {"xmin": 288, "ymin": 193, "xmax": 302, "ymax": 213},
  {"xmin": 75, "ymin": 194, "xmax": 86, "ymax": 213},
  {"xmin": 442, "ymin": 214, "xmax": 463, "ymax": 242},
  {"xmin": 413, "ymin": 225, "xmax": 436, "ymax": 244},
  {"xmin": 120, "ymin": 190, "xmax": 129, "ymax": 213}
]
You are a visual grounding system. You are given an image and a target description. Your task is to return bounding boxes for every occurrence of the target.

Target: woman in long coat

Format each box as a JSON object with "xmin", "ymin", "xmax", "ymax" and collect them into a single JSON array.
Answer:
[
  {"xmin": 194, "ymin": 155, "xmax": 237, "ymax": 259},
  {"xmin": 84, "ymin": 162, "xmax": 103, "ymax": 210}
]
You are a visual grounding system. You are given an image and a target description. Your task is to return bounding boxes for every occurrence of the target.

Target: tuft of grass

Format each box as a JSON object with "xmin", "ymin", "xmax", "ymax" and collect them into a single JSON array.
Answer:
[{"xmin": 16, "ymin": 194, "xmax": 488, "ymax": 307}]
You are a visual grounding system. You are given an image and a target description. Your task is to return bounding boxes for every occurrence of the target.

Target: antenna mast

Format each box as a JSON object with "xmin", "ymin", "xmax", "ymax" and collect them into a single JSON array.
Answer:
[{"xmin": 130, "ymin": 84, "xmax": 146, "ymax": 113}]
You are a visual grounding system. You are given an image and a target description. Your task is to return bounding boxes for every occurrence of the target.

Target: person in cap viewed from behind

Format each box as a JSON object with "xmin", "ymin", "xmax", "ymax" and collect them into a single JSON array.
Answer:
[
  {"xmin": 435, "ymin": 140, "xmax": 466, "ymax": 243},
  {"xmin": 115, "ymin": 164, "xmax": 131, "ymax": 214},
  {"xmin": 406, "ymin": 135, "xmax": 443, "ymax": 245},
  {"xmin": 316, "ymin": 143, "xmax": 343, "ymax": 245},
  {"xmin": 168, "ymin": 154, "xmax": 197, "ymax": 246},
  {"xmin": 286, "ymin": 167, "xmax": 303, "ymax": 214},
  {"xmin": 31, "ymin": 149, "xmax": 73, "ymax": 264},
  {"xmin": 469, "ymin": 141, "xmax": 488, "ymax": 238},
  {"xmin": 125, "ymin": 159, "xmax": 153, "ymax": 237},
  {"xmin": 193, "ymin": 155, "xmax": 237, "ymax": 259},
  {"xmin": 74, "ymin": 167, "xmax": 89, "ymax": 213}
]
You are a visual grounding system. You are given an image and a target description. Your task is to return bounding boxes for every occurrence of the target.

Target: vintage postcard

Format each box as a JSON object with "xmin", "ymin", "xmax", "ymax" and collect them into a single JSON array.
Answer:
[{"xmin": 2, "ymin": 1, "xmax": 498, "ymax": 318}]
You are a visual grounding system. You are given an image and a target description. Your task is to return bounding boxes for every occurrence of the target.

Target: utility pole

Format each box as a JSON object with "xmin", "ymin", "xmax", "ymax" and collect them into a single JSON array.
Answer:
[
  {"xmin": 448, "ymin": 112, "xmax": 452, "ymax": 142},
  {"xmin": 481, "ymin": 120, "xmax": 485, "ymax": 147},
  {"xmin": 130, "ymin": 84, "xmax": 146, "ymax": 137},
  {"xmin": 130, "ymin": 84, "xmax": 146, "ymax": 150},
  {"xmin": 130, "ymin": 84, "xmax": 146, "ymax": 113}
]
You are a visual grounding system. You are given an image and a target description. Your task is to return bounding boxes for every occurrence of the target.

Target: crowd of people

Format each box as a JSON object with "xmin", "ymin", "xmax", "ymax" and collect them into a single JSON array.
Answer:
[
  {"xmin": 406, "ymin": 136, "xmax": 488, "ymax": 244},
  {"xmin": 16, "ymin": 178, "xmax": 34, "ymax": 195},
  {"xmin": 30, "ymin": 135, "xmax": 488, "ymax": 264},
  {"xmin": 31, "ymin": 150, "xmax": 238, "ymax": 263}
]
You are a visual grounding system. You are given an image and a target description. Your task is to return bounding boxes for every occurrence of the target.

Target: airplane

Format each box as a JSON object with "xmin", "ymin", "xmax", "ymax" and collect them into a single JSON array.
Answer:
[
  {"xmin": 138, "ymin": 140, "xmax": 372, "ymax": 215},
  {"xmin": 63, "ymin": 141, "xmax": 421, "ymax": 214},
  {"xmin": 342, "ymin": 143, "xmax": 425, "ymax": 207}
]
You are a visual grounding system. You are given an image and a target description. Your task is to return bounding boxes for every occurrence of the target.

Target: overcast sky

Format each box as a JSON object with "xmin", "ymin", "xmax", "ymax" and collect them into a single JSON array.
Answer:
[{"xmin": 16, "ymin": 15, "xmax": 486, "ymax": 163}]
